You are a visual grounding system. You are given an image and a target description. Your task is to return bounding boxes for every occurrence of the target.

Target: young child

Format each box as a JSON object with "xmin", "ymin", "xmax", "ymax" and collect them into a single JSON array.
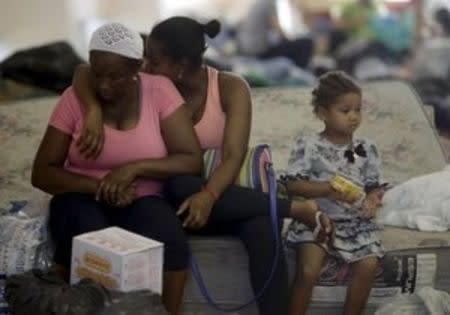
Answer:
[{"xmin": 285, "ymin": 71, "xmax": 385, "ymax": 315}]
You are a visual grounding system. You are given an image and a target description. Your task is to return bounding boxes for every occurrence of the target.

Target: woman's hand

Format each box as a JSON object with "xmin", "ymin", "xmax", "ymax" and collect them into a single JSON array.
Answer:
[
  {"xmin": 177, "ymin": 191, "xmax": 215, "ymax": 229},
  {"xmin": 114, "ymin": 185, "xmax": 138, "ymax": 207},
  {"xmin": 77, "ymin": 107, "xmax": 104, "ymax": 160},
  {"xmin": 96, "ymin": 165, "xmax": 138, "ymax": 204},
  {"xmin": 361, "ymin": 189, "xmax": 384, "ymax": 218}
]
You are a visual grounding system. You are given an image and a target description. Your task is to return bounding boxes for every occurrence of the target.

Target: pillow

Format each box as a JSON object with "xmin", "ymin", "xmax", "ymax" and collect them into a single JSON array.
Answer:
[{"xmin": 202, "ymin": 145, "xmax": 272, "ymax": 193}]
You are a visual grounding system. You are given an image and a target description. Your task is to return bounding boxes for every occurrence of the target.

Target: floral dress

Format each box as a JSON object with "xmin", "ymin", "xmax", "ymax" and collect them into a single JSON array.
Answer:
[{"xmin": 284, "ymin": 132, "xmax": 385, "ymax": 262}]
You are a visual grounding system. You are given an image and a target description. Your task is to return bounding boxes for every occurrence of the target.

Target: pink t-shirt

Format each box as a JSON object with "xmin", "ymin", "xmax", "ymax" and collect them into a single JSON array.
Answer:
[{"xmin": 49, "ymin": 73, "xmax": 184, "ymax": 197}]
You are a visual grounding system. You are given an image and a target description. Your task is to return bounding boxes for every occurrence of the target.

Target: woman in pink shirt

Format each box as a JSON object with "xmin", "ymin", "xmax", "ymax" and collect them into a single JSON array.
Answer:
[
  {"xmin": 74, "ymin": 17, "xmax": 333, "ymax": 315},
  {"xmin": 31, "ymin": 23, "xmax": 202, "ymax": 315}
]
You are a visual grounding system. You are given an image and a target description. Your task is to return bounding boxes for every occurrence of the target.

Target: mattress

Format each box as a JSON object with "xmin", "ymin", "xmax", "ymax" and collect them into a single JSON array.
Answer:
[
  {"xmin": 182, "ymin": 81, "xmax": 450, "ymax": 314},
  {"xmin": 1, "ymin": 81, "xmax": 449, "ymax": 315},
  {"xmin": 183, "ymin": 231, "xmax": 450, "ymax": 315}
]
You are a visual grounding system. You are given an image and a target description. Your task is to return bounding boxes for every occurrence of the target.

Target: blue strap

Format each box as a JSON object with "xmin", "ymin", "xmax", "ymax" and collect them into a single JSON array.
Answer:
[{"xmin": 189, "ymin": 163, "xmax": 280, "ymax": 313}]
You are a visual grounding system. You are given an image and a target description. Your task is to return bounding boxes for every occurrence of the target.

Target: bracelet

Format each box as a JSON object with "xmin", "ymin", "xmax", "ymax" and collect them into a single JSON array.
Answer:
[
  {"xmin": 202, "ymin": 186, "xmax": 218, "ymax": 201},
  {"xmin": 312, "ymin": 211, "xmax": 323, "ymax": 240}
]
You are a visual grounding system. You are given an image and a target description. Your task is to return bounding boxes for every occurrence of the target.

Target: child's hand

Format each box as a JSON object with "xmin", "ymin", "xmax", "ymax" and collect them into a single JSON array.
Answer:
[
  {"xmin": 77, "ymin": 107, "xmax": 104, "ymax": 160},
  {"xmin": 294, "ymin": 200, "xmax": 335, "ymax": 247},
  {"xmin": 314, "ymin": 211, "xmax": 335, "ymax": 247},
  {"xmin": 361, "ymin": 189, "xmax": 384, "ymax": 218}
]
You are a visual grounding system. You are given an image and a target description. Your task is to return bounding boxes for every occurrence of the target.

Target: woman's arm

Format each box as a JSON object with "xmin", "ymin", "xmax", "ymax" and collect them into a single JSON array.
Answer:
[
  {"xmin": 97, "ymin": 104, "xmax": 202, "ymax": 204},
  {"xmin": 73, "ymin": 64, "xmax": 101, "ymax": 112},
  {"xmin": 31, "ymin": 126, "xmax": 99, "ymax": 195},
  {"xmin": 205, "ymin": 72, "xmax": 251, "ymax": 198},
  {"xmin": 126, "ymin": 105, "xmax": 203, "ymax": 179},
  {"xmin": 72, "ymin": 64, "xmax": 104, "ymax": 159},
  {"xmin": 173, "ymin": 73, "xmax": 251, "ymax": 229}
]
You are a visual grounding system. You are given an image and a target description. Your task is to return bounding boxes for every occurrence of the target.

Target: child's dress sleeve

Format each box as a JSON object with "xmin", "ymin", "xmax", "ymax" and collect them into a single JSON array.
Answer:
[
  {"xmin": 363, "ymin": 140, "xmax": 381, "ymax": 191},
  {"xmin": 285, "ymin": 134, "xmax": 313, "ymax": 180}
]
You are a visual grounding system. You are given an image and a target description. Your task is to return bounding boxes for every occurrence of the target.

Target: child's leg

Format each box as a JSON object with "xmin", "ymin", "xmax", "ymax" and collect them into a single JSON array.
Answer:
[
  {"xmin": 343, "ymin": 256, "xmax": 379, "ymax": 315},
  {"xmin": 289, "ymin": 243, "xmax": 327, "ymax": 315}
]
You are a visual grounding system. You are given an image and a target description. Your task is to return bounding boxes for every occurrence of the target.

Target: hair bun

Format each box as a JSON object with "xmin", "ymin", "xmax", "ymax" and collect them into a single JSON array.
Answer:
[
  {"xmin": 312, "ymin": 88, "xmax": 319, "ymax": 96},
  {"xmin": 203, "ymin": 19, "xmax": 221, "ymax": 38}
]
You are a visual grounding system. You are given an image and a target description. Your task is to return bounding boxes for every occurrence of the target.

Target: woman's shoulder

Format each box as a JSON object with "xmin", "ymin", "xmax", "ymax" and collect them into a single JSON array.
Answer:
[
  {"xmin": 48, "ymin": 86, "xmax": 84, "ymax": 133},
  {"xmin": 57, "ymin": 86, "xmax": 84, "ymax": 113},
  {"xmin": 217, "ymin": 69, "xmax": 250, "ymax": 93},
  {"xmin": 215, "ymin": 69, "xmax": 251, "ymax": 111},
  {"xmin": 138, "ymin": 72, "xmax": 177, "ymax": 92},
  {"xmin": 138, "ymin": 72, "xmax": 184, "ymax": 117}
]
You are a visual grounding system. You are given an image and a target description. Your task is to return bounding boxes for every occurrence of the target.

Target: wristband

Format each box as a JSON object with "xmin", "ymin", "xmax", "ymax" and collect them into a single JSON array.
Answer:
[
  {"xmin": 312, "ymin": 211, "xmax": 323, "ymax": 239},
  {"xmin": 202, "ymin": 186, "xmax": 218, "ymax": 201}
]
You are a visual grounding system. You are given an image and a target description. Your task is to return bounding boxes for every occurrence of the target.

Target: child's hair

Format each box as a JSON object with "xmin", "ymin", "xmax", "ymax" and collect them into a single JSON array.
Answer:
[{"xmin": 311, "ymin": 71, "xmax": 361, "ymax": 113}]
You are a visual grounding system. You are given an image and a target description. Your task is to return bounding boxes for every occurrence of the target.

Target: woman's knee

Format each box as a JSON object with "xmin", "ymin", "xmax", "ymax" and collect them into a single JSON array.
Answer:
[
  {"xmin": 164, "ymin": 235, "xmax": 190, "ymax": 271},
  {"xmin": 164, "ymin": 175, "xmax": 202, "ymax": 202},
  {"xmin": 239, "ymin": 217, "xmax": 283, "ymax": 255},
  {"xmin": 125, "ymin": 197, "xmax": 190, "ymax": 270},
  {"xmin": 50, "ymin": 193, "xmax": 100, "ymax": 218},
  {"xmin": 49, "ymin": 193, "xmax": 107, "ymax": 235},
  {"xmin": 50, "ymin": 192, "xmax": 90, "ymax": 211}
]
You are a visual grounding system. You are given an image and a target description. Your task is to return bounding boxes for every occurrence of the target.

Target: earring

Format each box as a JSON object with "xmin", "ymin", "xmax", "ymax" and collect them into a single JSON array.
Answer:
[{"xmin": 177, "ymin": 70, "xmax": 183, "ymax": 80}]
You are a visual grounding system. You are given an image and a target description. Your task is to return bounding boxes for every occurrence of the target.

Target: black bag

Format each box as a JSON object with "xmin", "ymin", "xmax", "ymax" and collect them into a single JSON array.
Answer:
[
  {"xmin": 5, "ymin": 269, "xmax": 167, "ymax": 315},
  {"xmin": 0, "ymin": 41, "xmax": 84, "ymax": 93}
]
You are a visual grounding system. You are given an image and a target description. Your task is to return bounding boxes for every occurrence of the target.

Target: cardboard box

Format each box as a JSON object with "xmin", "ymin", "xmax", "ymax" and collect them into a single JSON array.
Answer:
[{"xmin": 70, "ymin": 227, "xmax": 163, "ymax": 294}]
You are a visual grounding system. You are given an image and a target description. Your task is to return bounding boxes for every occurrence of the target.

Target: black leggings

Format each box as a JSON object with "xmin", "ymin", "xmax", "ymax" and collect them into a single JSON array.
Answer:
[
  {"xmin": 48, "ymin": 193, "xmax": 189, "ymax": 271},
  {"xmin": 165, "ymin": 175, "xmax": 292, "ymax": 315}
]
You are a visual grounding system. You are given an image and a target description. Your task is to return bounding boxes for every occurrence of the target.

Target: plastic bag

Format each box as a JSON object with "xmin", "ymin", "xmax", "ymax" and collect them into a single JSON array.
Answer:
[
  {"xmin": 375, "ymin": 287, "xmax": 450, "ymax": 315},
  {"xmin": 0, "ymin": 215, "xmax": 53, "ymax": 275},
  {"xmin": 5, "ymin": 270, "xmax": 167, "ymax": 315},
  {"xmin": 6, "ymin": 270, "xmax": 107, "ymax": 315},
  {"xmin": 19, "ymin": 188, "xmax": 51, "ymax": 218},
  {"xmin": 378, "ymin": 166, "xmax": 450, "ymax": 231}
]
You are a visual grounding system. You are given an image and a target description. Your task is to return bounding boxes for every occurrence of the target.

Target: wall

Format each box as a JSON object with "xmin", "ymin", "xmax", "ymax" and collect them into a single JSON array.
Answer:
[
  {"xmin": 0, "ymin": 0, "xmax": 254, "ymax": 60},
  {"xmin": 0, "ymin": 0, "xmax": 72, "ymax": 59}
]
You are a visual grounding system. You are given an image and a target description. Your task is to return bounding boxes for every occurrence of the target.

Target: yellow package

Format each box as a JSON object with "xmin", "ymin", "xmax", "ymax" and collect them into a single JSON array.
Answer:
[{"xmin": 330, "ymin": 174, "xmax": 365, "ymax": 202}]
